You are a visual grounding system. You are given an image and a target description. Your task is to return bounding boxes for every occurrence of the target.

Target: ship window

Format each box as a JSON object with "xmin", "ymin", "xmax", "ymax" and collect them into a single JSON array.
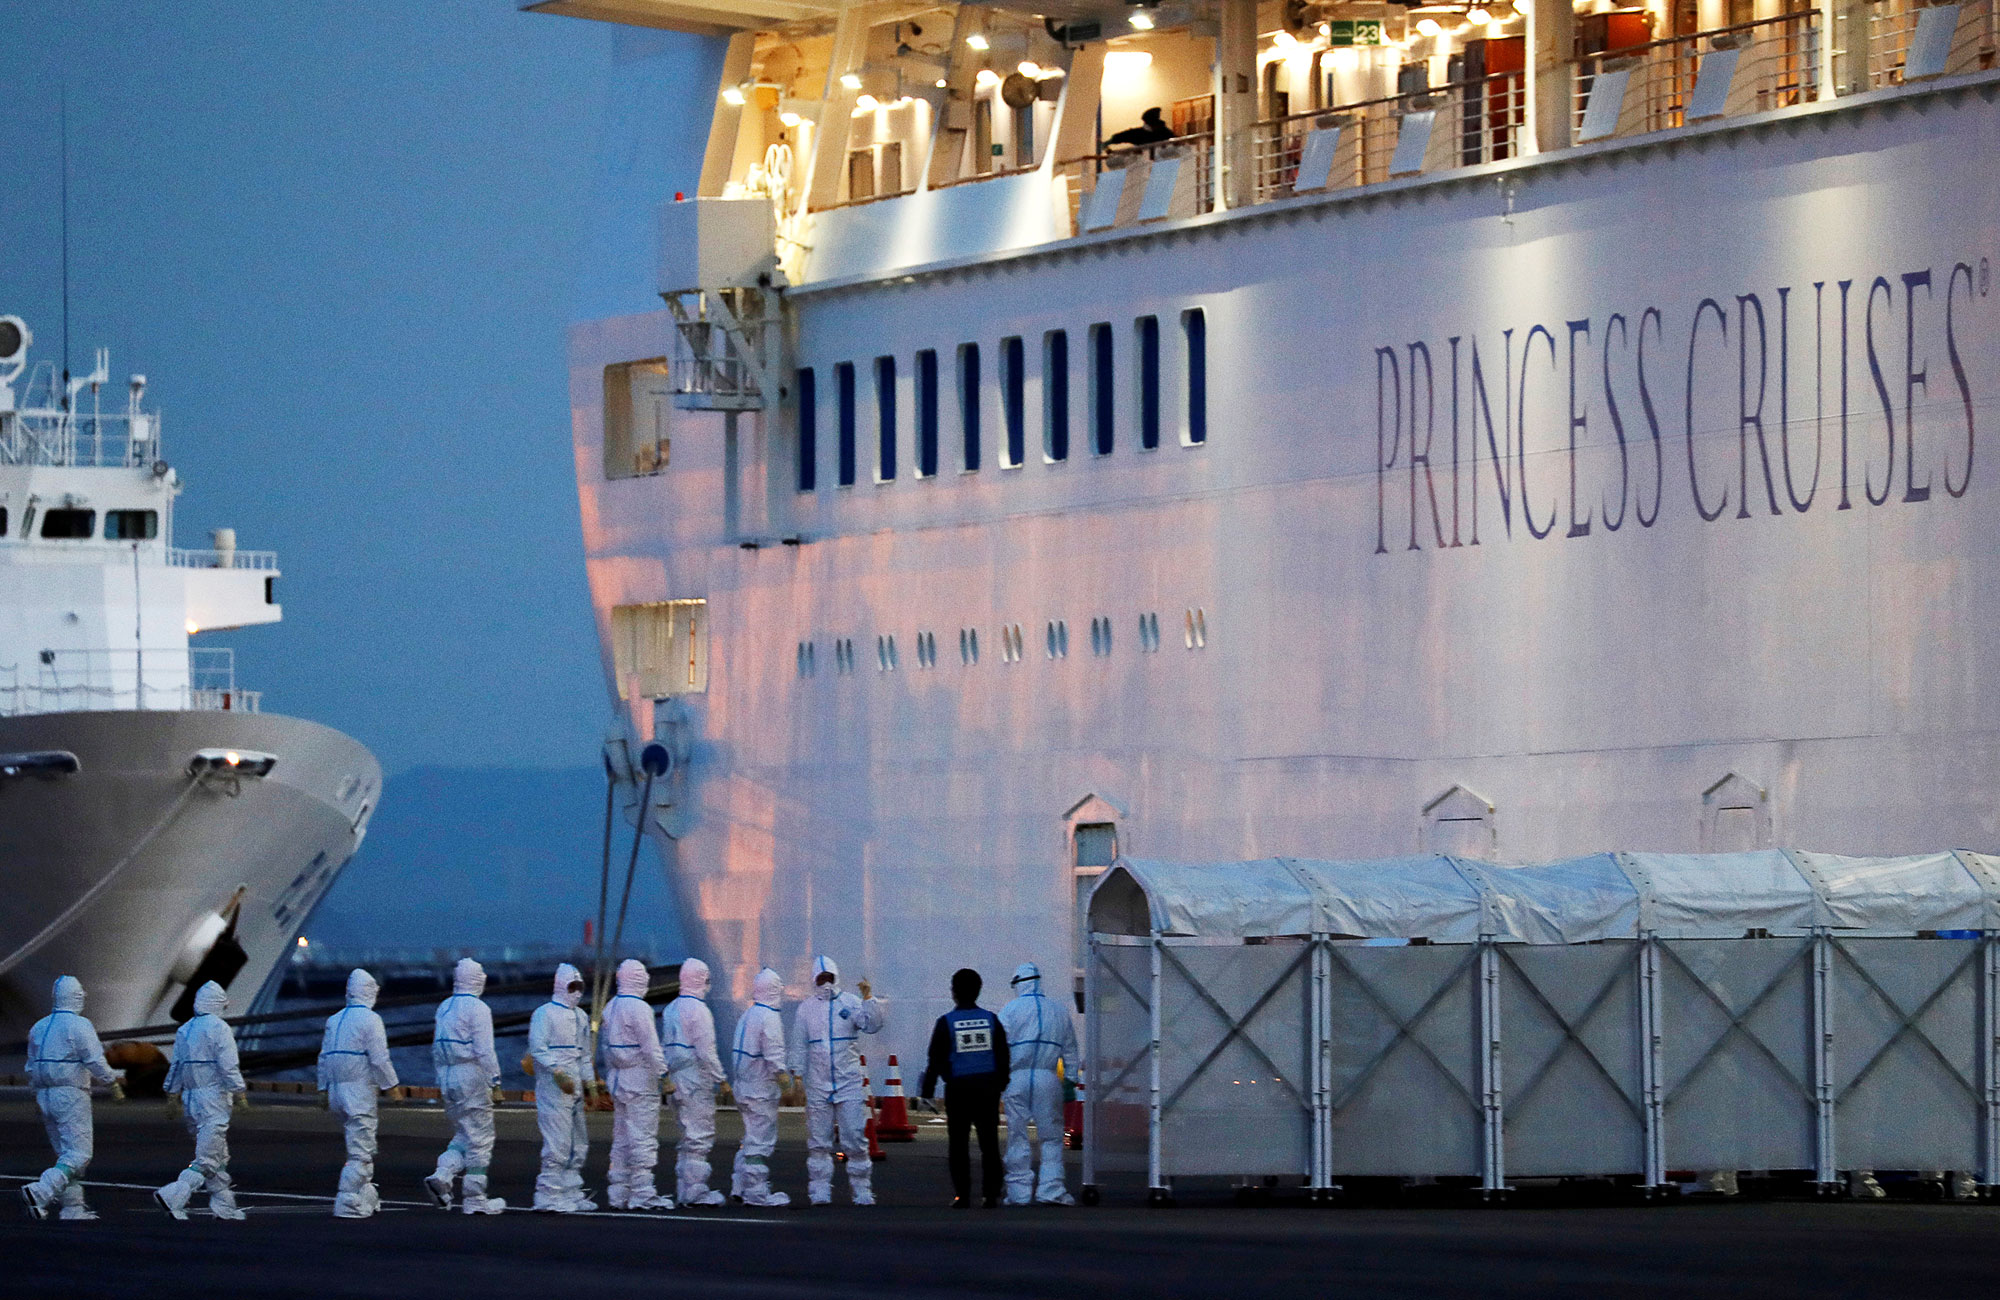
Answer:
[
  {"xmin": 958, "ymin": 344, "xmax": 982, "ymax": 473},
  {"xmin": 1043, "ymin": 330, "xmax": 1069, "ymax": 463},
  {"xmin": 602, "ymin": 358, "xmax": 672, "ymax": 480},
  {"xmin": 875, "ymin": 355, "xmax": 897, "ymax": 482},
  {"xmin": 915, "ymin": 630, "xmax": 937, "ymax": 668},
  {"xmin": 0, "ymin": 507, "xmax": 8, "ymax": 536},
  {"xmin": 1090, "ymin": 616, "xmax": 1113, "ymax": 656},
  {"xmin": 797, "ymin": 641, "xmax": 816, "ymax": 678},
  {"xmin": 609, "ymin": 599, "xmax": 708, "ymax": 699},
  {"xmin": 915, "ymin": 349, "xmax": 939, "ymax": 478},
  {"xmin": 41, "ymin": 508, "xmax": 96, "ymax": 540},
  {"xmin": 960, "ymin": 627, "xmax": 980, "ymax": 665},
  {"xmin": 1089, "ymin": 323, "xmax": 1113, "ymax": 456},
  {"xmin": 1000, "ymin": 336, "xmax": 1025, "ymax": 468},
  {"xmin": 836, "ymin": 362, "xmax": 857, "ymax": 487},
  {"xmin": 877, "ymin": 634, "xmax": 898, "ymax": 671},
  {"xmin": 1183, "ymin": 607, "xmax": 1208, "ymax": 649},
  {"xmin": 1045, "ymin": 619, "xmax": 1069, "ymax": 659},
  {"xmin": 847, "ymin": 149, "xmax": 875, "ymax": 202},
  {"xmin": 106, "ymin": 509, "xmax": 158, "ymax": 540},
  {"xmin": 1182, "ymin": 308, "xmax": 1207, "ymax": 445},
  {"xmin": 1139, "ymin": 611, "xmax": 1161, "ymax": 652},
  {"xmin": 796, "ymin": 367, "xmax": 817, "ymax": 492},
  {"xmin": 1135, "ymin": 316, "xmax": 1160, "ymax": 451}
]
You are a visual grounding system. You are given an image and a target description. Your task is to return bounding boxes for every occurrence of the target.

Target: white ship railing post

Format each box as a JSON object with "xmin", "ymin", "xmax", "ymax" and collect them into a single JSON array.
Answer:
[{"xmin": 1812, "ymin": 927, "xmax": 1837, "ymax": 1190}]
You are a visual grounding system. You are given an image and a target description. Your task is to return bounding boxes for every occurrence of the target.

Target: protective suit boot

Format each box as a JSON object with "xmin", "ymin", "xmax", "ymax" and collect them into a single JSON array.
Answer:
[
  {"xmin": 629, "ymin": 1191, "xmax": 677, "ymax": 1210},
  {"xmin": 1037, "ymin": 1191, "xmax": 1078, "ymax": 1206},
  {"xmin": 743, "ymin": 1189, "xmax": 791, "ymax": 1207},
  {"xmin": 209, "ymin": 1178, "xmax": 245, "ymax": 1221},
  {"xmin": 423, "ymin": 1172, "xmax": 455, "ymax": 1210},
  {"xmin": 684, "ymin": 1188, "xmax": 726, "ymax": 1207},
  {"xmin": 460, "ymin": 1175, "xmax": 506, "ymax": 1215},
  {"xmin": 57, "ymin": 1184, "xmax": 95, "ymax": 1221},
  {"xmin": 21, "ymin": 1181, "xmax": 52, "ymax": 1221},
  {"xmin": 154, "ymin": 1169, "xmax": 200, "ymax": 1220}
]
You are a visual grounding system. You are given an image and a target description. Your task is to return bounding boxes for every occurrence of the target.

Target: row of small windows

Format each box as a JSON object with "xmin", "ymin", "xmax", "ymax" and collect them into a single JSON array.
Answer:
[
  {"xmin": 795, "ymin": 609, "xmax": 1209, "ymax": 679},
  {"xmin": 795, "ymin": 309, "xmax": 1208, "ymax": 492},
  {"xmin": 0, "ymin": 507, "xmax": 157, "ymax": 541}
]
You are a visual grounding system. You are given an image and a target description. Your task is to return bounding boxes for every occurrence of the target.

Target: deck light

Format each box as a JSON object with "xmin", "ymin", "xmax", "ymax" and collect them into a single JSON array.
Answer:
[
  {"xmin": 780, "ymin": 110, "xmax": 803, "ymax": 127},
  {"xmin": 1331, "ymin": 46, "xmax": 1359, "ymax": 71},
  {"xmin": 966, "ymin": 32, "xmax": 990, "ymax": 50},
  {"xmin": 840, "ymin": 72, "xmax": 863, "ymax": 90},
  {"xmin": 1018, "ymin": 60, "xmax": 1042, "ymax": 77},
  {"xmin": 1103, "ymin": 49, "xmax": 1154, "ymax": 80},
  {"xmin": 1128, "ymin": 11, "xmax": 1155, "ymax": 29},
  {"xmin": 1468, "ymin": 6, "xmax": 1492, "ymax": 22},
  {"xmin": 854, "ymin": 92, "xmax": 880, "ymax": 111},
  {"xmin": 936, "ymin": 77, "xmax": 949, "ymax": 87},
  {"xmin": 722, "ymin": 86, "xmax": 746, "ymax": 106},
  {"xmin": 1417, "ymin": 17, "xmax": 1442, "ymax": 35},
  {"xmin": 975, "ymin": 68, "xmax": 1002, "ymax": 88}
]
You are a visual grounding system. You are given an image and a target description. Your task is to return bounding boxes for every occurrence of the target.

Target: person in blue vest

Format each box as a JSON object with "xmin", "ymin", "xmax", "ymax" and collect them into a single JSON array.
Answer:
[{"xmin": 919, "ymin": 968, "xmax": 1011, "ymax": 1207}]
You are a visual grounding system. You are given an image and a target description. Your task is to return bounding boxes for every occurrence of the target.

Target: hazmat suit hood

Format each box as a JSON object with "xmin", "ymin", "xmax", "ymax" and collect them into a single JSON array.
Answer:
[
  {"xmin": 812, "ymin": 955, "xmax": 839, "ymax": 1000},
  {"xmin": 345, "ymin": 968, "xmax": 379, "ymax": 1009},
  {"xmin": 553, "ymin": 962, "xmax": 585, "ymax": 1009},
  {"xmin": 679, "ymin": 957, "xmax": 710, "ymax": 999},
  {"xmin": 1011, "ymin": 962, "xmax": 1042, "ymax": 993},
  {"xmin": 453, "ymin": 957, "xmax": 486, "ymax": 996},
  {"xmin": 193, "ymin": 981, "xmax": 228, "ymax": 1017},
  {"xmin": 51, "ymin": 975, "xmax": 85, "ymax": 1014},
  {"xmin": 616, "ymin": 958, "xmax": 650, "ymax": 997},
  {"xmin": 752, "ymin": 968, "xmax": 783, "ymax": 1006}
]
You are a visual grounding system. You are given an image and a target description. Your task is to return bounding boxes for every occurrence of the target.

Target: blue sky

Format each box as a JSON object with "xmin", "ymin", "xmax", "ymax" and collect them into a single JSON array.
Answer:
[{"xmin": 0, "ymin": 1, "xmax": 719, "ymax": 775}]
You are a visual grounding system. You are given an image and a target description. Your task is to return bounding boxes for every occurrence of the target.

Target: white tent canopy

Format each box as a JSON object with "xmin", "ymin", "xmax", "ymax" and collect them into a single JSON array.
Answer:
[{"xmin": 1091, "ymin": 850, "xmax": 2000, "ymax": 943}]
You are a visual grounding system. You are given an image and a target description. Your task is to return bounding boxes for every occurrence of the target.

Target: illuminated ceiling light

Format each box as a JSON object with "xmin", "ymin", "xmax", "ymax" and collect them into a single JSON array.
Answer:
[
  {"xmin": 1128, "ymin": 10, "xmax": 1155, "ymax": 29},
  {"xmin": 975, "ymin": 67, "xmax": 1002, "ymax": 88},
  {"xmin": 854, "ymin": 92, "xmax": 880, "ymax": 112},
  {"xmin": 1330, "ymin": 45, "xmax": 1359, "ymax": 71},
  {"xmin": 1271, "ymin": 29, "xmax": 1296, "ymax": 49},
  {"xmin": 1468, "ymin": 6, "xmax": 1492, "ymax": 22},
  {"xmin": 839, "ymin": 72, "xmax": 863, "ymax": 90},
  {"xmin": 1416, "ymin": 16, "xmax": 1442, "ymax": 35},
  {"xmin": 185, "ymin": 619, "xmax": 199, "ymax": 634},
  {"xmin": 966, "ymin": 32, "xmax": 990, "ymax": 49},
  {"xmin": 780, "ymin": 110, "xmax": 803, "ymax": 126},
  {"xmin": 721, "ymin": 85, "xmax": 746, "ymax": 106},
  {"xmin": 935, "ymin": 77, "xmax": 949, "ymax": 87},
  {"xmin": 1318, "ymin": 21, "xmax": 1331, "ymax": 36},
  {"xmin": 1018, "ymin": 60, "xmax": 1041, "ymax": 77}
]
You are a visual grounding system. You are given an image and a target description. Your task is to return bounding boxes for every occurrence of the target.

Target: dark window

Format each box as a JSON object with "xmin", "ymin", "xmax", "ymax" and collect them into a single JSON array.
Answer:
[
  {"xmin": 1089, "ymin": 322, "xmax": 1113, "ymax": 456},
  {"xmin": 41, "ymin": 508, "xmax": 95, "ymax": 539},
  {"xmin": 915, "ymin": 350, "xmax": 939, "ymax": 478},
  {"xmin": 1136, "ymin": 315, "xmax": 1160, "ymax": 451},
  {"xmin": 796, "ymin": 367, "xmax": 817, "ymax": 491},
  {"xmin": 836, "ymin": 362, "xmax": 857, "ymax": 486},
  {"xmin": 0, "ymin": 507, "xmax": 8, "ymax": 537},
  {"xmin": 958, "ymin": 344, "xmax": 981, "ymax": 472},
  {"xmin": 875, "ymin": 355, "xmax": 897, "ymax": 481},
  {"xmin": 106, "ymin": 509, "xmax": 158, "ymax": 540},
  {"xmin": 1043, "ymin": 330, "xmax": 1069, "ymax": 463},
  {"xmin": 1001, "ymin": 336, "xmax": 1025, "ymax": 468},
  {"xmin": 1183, "ymin": 307, "xmax": 1207, "ymax": 445}
]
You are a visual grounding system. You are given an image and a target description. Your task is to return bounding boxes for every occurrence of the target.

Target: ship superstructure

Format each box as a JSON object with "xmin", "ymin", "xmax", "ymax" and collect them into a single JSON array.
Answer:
[
  {"xmin": 536, "ymin": 0, "xmax": 2000, "ymax": 1065},
  {"xmin": 0, "ymin": 317, "xmax": 379, "ymax": 1039}
]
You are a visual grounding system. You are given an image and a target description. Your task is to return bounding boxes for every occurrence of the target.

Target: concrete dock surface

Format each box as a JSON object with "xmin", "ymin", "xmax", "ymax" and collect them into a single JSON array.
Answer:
[{"xmin": 4, "ymin": 1094, "xmax": 1999, "ymax": 1298}]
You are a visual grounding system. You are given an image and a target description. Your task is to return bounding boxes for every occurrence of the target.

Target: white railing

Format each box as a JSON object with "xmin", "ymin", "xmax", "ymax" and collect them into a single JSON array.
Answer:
[
  {"xmin": 167, "ymin": 547, "xmax": 280, "ymax": 571},
  {"xmin": 1572, "ymin": 12, "xmax": 1821, "ymax": 140},
  {"xmin": 0, "ymin": 647, "xmax": 260, "ymax": 716}
]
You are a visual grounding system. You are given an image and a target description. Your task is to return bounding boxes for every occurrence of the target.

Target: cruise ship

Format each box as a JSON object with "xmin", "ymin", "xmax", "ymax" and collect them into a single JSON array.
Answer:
[
  {"xmin": 532, "ymin": 0, "xmax": 2000, "ymax": 1063},
  {"xmin": 0, "ymin": 318, "xmax": 379, "ymax": 1042}
]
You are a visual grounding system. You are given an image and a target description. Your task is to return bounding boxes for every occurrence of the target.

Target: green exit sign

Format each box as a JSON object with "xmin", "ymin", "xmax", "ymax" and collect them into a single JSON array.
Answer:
[{"xmin": 1325, "ymin": 19, "xmax": 1384, "ymax": 45}]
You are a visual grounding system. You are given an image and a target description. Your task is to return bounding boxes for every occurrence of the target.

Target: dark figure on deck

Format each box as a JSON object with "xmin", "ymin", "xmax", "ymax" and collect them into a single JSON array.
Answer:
[
  {"xmin": 920, "ymin": 968, "xmax": 1010, "ymax": 1207},
  {"xmin": 1107, "ymin": 107, "xmax": 1175, "ymax": 148}
]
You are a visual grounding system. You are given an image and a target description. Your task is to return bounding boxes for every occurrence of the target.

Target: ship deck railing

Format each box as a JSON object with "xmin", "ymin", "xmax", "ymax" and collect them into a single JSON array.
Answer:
[
  {"xmin": 0, "ymin": 647, "xmax": 260, "ymax": 716},
  {"xmin": 1568, "ymin": 11, "xmax": 1822, "ymax": 142},
  {"xmin": 166, "ymin": 546, "xmax": 280, "ymax": 571},
  {"xmin": 0, "ymin": 406, "xmax": 164, "ymax": 470}
]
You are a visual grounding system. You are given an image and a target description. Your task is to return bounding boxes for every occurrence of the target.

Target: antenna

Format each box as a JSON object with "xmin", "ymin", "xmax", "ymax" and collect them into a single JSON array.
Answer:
[{"xmin": 60, "ymin": 81, "xmax": 71, "ymax": 409}]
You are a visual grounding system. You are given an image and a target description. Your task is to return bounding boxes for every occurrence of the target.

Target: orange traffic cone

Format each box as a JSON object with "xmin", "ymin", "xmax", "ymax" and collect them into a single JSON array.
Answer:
[
  {"xmin": 860, "ymin": 1054, "xmax": 887, "ymax": 1161},
  {"xmin": 876, "ymin": 1055, "xmax": 917, "ymax": 1141}
]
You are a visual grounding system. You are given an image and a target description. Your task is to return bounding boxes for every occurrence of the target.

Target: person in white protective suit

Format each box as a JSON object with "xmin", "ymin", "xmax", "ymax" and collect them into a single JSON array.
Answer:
[
  {"xmin": 786, "ymin": 955, "xmax": 885, "ymax": 1206},
  {"xmin": 999, "ymin": 962, "xmax": 1081, "ymax": 1206},
  {"xmin": 425, "ymin": 957, "xmax": 507, "ymax": 1214},
  {"xmin": 154, "ymin": 981, "xmax": 248, "ymax": 1220},
  {"xmin": 529, "ymin": 962, "xmax": 597, "ymax": 1212},
  {"xmin": 729, "ymin": 967, "xmax": 791, "ymax": 1207},
  {"xmin": 600, "ymin": 958, "xmax": 675, "ymax": 1210},
  {"xmin": 317, "ymin": 969, "xmax": 399, "ymax": 1218},
  {"xmin": 661, "ymin": 956, "xmax": 730, "ymax": 1206},
  {"xmin": 21, "ymin": 976, "xmax": 122, "ymax": 1221}
]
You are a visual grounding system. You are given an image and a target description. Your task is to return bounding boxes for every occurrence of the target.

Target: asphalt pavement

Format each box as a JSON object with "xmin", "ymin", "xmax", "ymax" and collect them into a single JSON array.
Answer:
[{"xmin": 4, "ymin": 1092, "xmax": 1999, "ymax": 1299}]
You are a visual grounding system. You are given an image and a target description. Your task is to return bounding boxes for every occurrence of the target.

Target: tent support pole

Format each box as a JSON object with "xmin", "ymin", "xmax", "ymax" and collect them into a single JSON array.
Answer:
[
  {"xmin": 1082, "ymin": 935, "xmax": 1099, "ymax": 1198},
  {"xmin": 1148, "ymin": 933, "xmax": 1165, "ymax": 1202},
  {"xmin": 1478, "ymin": 938, "xmax": 1505, "ymax": 1199},
  {"xmin": 1311, "ymin": 934, "xmax": 1330, "ymax": 1195},
  {"xmin": 1983, "ymin": 932, "xmax": 1999, "ymax": 1192},
  {"xmin": 1812, "ymin": 928, "xmax": 1837, "ymax": 1191},
  {"xmin": 1638, "ymin": 934, "xmax": 1665, "ymax": 1192}
]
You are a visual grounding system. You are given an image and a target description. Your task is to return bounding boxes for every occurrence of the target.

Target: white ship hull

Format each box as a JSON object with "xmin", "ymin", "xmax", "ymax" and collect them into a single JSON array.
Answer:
[
  {"xmin": 571, "ymin": 73, "xmax": 2000, "ymax": 1066},
  {"xmin": 0, "ymin": 709, "xmax": 378, "ymax": 1041}
]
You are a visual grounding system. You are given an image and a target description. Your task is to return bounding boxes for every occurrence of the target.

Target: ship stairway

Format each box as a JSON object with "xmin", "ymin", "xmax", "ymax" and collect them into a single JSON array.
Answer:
[{"xmin": 664, "ymin": 287, "xmax": 783, "ymax": 412}]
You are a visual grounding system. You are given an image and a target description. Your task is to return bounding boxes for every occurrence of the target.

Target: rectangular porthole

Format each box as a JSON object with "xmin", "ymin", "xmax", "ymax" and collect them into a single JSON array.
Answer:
[
  {"xmin": 836, "ymin": 361, "xmax": 857, "ymax": 487},
  {"xmin": 916, "ymin": 349, "xmax": 939, "ymax": 478},
  {"xmin": 796, "ymin": 367, "xmax": 817, "ymax": 492},
  {"xmin": 1182, "ymin": 307, "xmax": 1207, "ymax": 445},
  {"xmin": 958, "ymin": 343, "xmax": 981, "ymax": 473},
  {"xmin": 1043, "ymin": 329, "xmax": 1069, "ymax": 463},
  {"xmin": 875, "ymin": 355, "xmax": 897, "ymax": 482},
  {"xmin": 1135, "ymin": 315, "xmax": 1160, "ymax": 451},
  {"xmin": 1000, "ymin": 335, "xmax": 1025, "ymax": 469},
  {"xmin": 1089, "ymin": 322, "xmax": 1113, "ymax": 456}
]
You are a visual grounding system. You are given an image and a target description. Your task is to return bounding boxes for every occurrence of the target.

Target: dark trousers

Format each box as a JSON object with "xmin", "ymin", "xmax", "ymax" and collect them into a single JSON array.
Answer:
[{"xmin": 944, "ymin": 1077, "xmax": 1004, "ymax": 1201}]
